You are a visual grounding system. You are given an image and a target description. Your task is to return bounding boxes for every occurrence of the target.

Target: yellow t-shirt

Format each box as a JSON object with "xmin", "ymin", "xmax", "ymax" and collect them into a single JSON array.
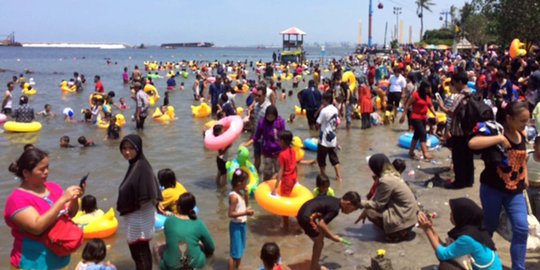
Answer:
[{"xmin": 161, "ymin": 182, "xmax": 187, "ymax": 214}]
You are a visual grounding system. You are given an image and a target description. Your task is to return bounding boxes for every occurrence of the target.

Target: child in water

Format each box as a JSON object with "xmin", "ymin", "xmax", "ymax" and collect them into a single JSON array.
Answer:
[
  {"xmin": 75, "ymin": 239, "xmax": 117, "ymax": 270},
  {"xmin": 157, "ymin": 168, "xmax": 187, "ymax": 215},
  {"xmin": 78, "ymin": 136, "xmax": 96, "ymax": 147},
  {"xmin": 273, "ymin": 130, "xmax": 297, "ymax": 231},
  {"xmin": 117, "ymin": 97, "xmax": 129, "ymax": 110},
  {"xmin": 105, "ymin": 116, "xmax": 120, "ymax": 140},
  {"xmin": 228, "ymin": 169, "xmax": 255, "ymax": 270},
  {"xmin": 37, "ymin": 104, "xmax": 55, "ymax": 118},
  {"xmin": 73, "ymin": 194, "xmax": 105, "ymax": 226},
  {"xmin": 214, "ymin": 124, "xmax": 231, "ymax": 187},
  {"xmin": 59, "ymin": 136, "xmax": 74, "ymax": 148},
  {"xmin": 259, "ymin": 242, "xmax": 291, "ymax": 270},
  {"xmin": 312, "ymin": 174, "xmax": 335, "ymax": 197},
  {"xmin": 179, "ymin": 82, "xmax": 185, "ymax": 91}
]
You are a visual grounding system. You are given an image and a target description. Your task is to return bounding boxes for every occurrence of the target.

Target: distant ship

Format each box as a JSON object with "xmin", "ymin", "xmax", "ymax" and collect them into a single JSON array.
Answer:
[
  {"xmin": 0, "ymin": 32, "xmax": 22, "ymax": 47},
  {"xmin": 161, "ymin": 42, "xmax": 214, "ymax": 48}
]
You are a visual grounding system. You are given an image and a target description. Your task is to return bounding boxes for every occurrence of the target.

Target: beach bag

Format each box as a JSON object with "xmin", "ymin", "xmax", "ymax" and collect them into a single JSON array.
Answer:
[
  {"xmin": 497, "ymin": 190, "xmax": 540, "ymax": 251},
  {"xmin": 43, "ymin": 214, "xmax": 84, "ymax": 256}
]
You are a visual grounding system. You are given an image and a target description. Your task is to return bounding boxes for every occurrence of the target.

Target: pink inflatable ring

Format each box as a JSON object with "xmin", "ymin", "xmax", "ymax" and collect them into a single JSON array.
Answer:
[{"xmin": 204, "ymin": 115, "xmax": 243, "ymax": 151}]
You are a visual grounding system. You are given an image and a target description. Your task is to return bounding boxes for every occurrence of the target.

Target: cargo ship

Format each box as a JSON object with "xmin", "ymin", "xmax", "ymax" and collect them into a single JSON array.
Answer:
[
  {"xmin": 161, "ymin": 42, "xmax": 214, "ymax": 48},
  {"xmin": 0, "ymin": 32, "xmax": 22, "ymax": 47}
]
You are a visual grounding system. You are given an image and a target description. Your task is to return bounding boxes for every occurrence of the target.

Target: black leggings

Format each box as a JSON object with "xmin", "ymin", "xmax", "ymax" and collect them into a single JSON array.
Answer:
[
  {"xmin": 136, "ymin": 115, "xmax": 147, "ymax": 130},
  {"xmin": 411, "ymin": 119, "xmax": 427, "ymax": 142},
  {"xmin": 128, "ymin": 240, "xmax": 153, "ymax": 270}
]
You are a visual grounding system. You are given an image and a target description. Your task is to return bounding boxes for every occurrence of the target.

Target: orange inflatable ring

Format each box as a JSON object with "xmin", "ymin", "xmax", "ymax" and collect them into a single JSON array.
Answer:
[{"xmin": 255, "ymin": 180, "xmax": 313, "ymax": 217}]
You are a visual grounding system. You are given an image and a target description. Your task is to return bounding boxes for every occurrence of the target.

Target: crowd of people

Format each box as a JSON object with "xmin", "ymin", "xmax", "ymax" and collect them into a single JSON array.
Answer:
[{"xmin": 3, "ymin": 44, "xmax": 540, "ymax": 270}]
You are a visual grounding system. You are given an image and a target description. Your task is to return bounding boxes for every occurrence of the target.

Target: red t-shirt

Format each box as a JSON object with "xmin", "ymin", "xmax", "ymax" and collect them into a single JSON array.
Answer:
[
  {"xmin": 410, "ymin": 91, "xmax": 432, "ymax": 120},
  {"xmin": 278, "ymin": 147, "xmax": 297, "ymax": 196},
  {"xmin": 95, "ymin": 81, "xmax": 104, "ymax": 93}
]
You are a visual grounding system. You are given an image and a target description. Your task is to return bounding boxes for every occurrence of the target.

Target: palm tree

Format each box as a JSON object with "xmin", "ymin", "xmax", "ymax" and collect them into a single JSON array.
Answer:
[{"xmin": 416, "ymin": 0, "xmax": 435, "ymax": 41}]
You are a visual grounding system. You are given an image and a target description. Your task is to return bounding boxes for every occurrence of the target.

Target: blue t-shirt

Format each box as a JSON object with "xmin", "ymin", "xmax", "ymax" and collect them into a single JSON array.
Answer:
[
  {"xmin": 166, "ymin": 78, "xmax": 176, "ymax": 87},
  {"xmin": 436, "ymin": 235, "xmax": 502, "ymax": 270}
]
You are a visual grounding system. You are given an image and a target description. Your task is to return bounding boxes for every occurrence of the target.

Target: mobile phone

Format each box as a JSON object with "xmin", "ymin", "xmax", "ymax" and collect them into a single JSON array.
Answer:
[{"xmin": 79, "ymin": 173, "xmax": 89, "ymax": 188}]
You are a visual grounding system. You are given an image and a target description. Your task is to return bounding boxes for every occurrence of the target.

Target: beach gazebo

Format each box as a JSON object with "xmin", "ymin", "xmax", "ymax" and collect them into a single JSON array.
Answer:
[{"xmin": 279, "ymin": 27, "xmax": 306, "ymax": 63}]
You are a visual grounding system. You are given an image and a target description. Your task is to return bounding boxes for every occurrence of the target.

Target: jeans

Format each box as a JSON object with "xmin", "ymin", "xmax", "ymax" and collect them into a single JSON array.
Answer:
[
  {"xmin": 136, "ymin": 115, "xmax": 147, "ymax": 130},
  {"xmin": 480, "ymin": 184, "xmax": 527, "ymax": 270}
]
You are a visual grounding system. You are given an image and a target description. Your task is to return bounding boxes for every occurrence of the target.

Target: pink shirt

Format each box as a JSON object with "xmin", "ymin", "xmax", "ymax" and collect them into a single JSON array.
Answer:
[{"xmin": 4, "ymin": 181, "xmax": 69, "ymax": 268}]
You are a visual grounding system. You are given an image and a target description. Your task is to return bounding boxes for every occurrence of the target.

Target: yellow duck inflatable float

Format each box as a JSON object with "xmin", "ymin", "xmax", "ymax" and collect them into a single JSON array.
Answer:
[
  {"xmin": 191, "ymin": 102, "xmax": 211, "ymax": 118},
  {"xmin": 152, "ymin": 106, "xmax": 176, "ymax": 124},
  {"xmin": 22, "ymin": 83, "xmax": 37, "ymax": 96},
  {"xmin": 81, "ymin": 208, "xmax": 118, "ymax": 239},
  {"xmin": 60, "ymin": 80, "xmax": 77, "ymax": 93},
  {"xmin": 144, "ymin": 83, "xmax": 160, "ymax": 107}
]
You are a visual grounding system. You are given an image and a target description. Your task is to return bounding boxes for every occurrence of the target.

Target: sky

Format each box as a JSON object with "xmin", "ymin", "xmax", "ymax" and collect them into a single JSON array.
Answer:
[{"xmin": 0, "ymin": 0, "xmax": 468, "ymax": 46}]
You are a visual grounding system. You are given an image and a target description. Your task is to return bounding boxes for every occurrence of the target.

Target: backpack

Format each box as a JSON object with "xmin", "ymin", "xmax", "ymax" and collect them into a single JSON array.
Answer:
[{"xmin": 457, "ymin": 93, "xmax": 494, "ymax": 136}]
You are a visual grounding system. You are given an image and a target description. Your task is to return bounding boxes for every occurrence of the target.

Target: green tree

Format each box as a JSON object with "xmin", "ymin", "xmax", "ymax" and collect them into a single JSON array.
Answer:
[
  {"xmin": 496, "ymin": 0, "xmax": 540, "ymax": 46},
  {"xmin": 461, "ymin": 14, "xmax": 496, "ymax": 47},
  {"xmin": 423, "ymin": 28, "xmax": 454, "ymax": 45},
  {"xmin": 416, "ymin": 0, "xmax": 436, "ymax": 41}
]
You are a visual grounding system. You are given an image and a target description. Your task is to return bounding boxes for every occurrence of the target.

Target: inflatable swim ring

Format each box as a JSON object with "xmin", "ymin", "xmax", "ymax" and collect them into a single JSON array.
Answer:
[
  {"xmin": 292, "ymin": 136, "xmax": 305, "ymax": 161},
  {"xmin": 226, "ymin": 146, "xmax": 260, "ymax": 194},
  {"xmin": 510, "ymin": 38, "xmax": 527, "ymax": 59},
  {"xmin": 207, "ymin": 77, "xmax": 216, "ymax": 84},
  {"xmin": 191, "ymin": 103, "xmax": 211, "ymax": 118},
  {"xmin": 73, "ymin": 209, "xmax": 105, "ymax": 226},
  {"xmin": 427, "ymin": 111, "xmax": 447, "ymax": 124},
  {"xmin": 152, "ymin": 106, "xmax": 175, "ymax": 124},
  {"xmin": 97, "ymin": 114, "xmax": 126, "ymax": 129},
  {"xmin": 204, "ymin": 116, "xmax": 243, "ymax": 151},
  {"xmin": 255, "ymin": 180, "xmax": 313, "ymax": 217},
  {"xmin": 303, "ymin": 138, "xmax": 318, "ymax": 152},
  {"xmin": 4, "ymin": 121, "xmax": 42, "ymax": 133},
  {"xmin": 82, "ymin": 208, "xmax": 118, "ymax": 239},
  {"xmin": 22, "ymin": 86, "xmax": 37, "ymax": 96},
  {"xmin": 0, "ymin": 113, "xmax": 6, "ymax": 124},
  {"xmin": 295, "ymin": 105, "xmax": 306, "ymax": 116},
  {"xmin": 60, "ymin": 80, "xmax": 76, "ymax": 93},
  {"xmin": 204, "ymin": 120, "xmax": 217, "ymax": 130},
  {"xmin": 89, "ymin": 92, "xmax": 104, "ymax": 106},
  {"xmin": 398, "ymin": 132, "xmax": 440, "ymax": 149}
]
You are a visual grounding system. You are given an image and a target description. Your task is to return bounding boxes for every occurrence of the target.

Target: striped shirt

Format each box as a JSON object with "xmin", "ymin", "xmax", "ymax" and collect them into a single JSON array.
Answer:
[{"xmin": 124, "ymin": 201, "xmax": 156, "ymax": 243}]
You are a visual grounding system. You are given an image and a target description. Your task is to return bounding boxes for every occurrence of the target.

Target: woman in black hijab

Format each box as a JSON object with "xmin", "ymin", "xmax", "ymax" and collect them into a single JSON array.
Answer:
[
  {"xmin": 418, "ymin": 197, "xmax": 502, "ymax": 270},
  {"xmin": 117, "ymin": 134, "xmax": 162, "ymax": 270}
]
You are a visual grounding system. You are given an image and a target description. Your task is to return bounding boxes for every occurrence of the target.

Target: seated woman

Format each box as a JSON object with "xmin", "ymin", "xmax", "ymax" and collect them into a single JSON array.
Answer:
[
  {"xmin": 158, "ymin": 192, "xmax": 215, "ymax": 270},
  {"xmin": 73, "ymin": 194, "xmax": 105, "ymax": 226},
  {"xmin": 417, "ymin": 198, "xmax": 502, "ymax": 270},
  {"xmin": 13, "ymin": 95, "xmax": 34, "ymax": 123},
  {"xmin": 157, "ymin": 168, "xmax": 187, "ymax": 215},
  {"xmin": 356, "ymin": 153, "xmax": 418, "ymax": 242}
]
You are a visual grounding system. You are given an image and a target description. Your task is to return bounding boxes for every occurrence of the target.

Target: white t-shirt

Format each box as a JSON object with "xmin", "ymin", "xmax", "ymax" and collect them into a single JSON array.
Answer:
[
  {"xmin": 389, "ymin": 74, "xmax": 406, "ymax": 93},
  {"xmin": 317, "ymin": 104, "xmax": 339, "ymax": 148}
]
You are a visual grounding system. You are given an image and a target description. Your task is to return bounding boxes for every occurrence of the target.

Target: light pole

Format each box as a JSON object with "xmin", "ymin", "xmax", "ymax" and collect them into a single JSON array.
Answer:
[
  {"xmin": 368, "ymin": 0, "xmax": 373, "ymax": 48},
  {"xmin": 393, "ymin": 7, "xmax": 402, "ymax": 42}
]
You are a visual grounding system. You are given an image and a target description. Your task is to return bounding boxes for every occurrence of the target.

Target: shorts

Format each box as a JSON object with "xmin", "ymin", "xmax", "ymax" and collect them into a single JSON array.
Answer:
[
  {"xmin": 387, "ymin": 92, "xmax": 401, "ymax": 109},
  {"xmin": 229, "ymin": 221, "xmax": 246, "ymax": 259},
  {"xmin": 2, "ymin": 108, "xmax": 12, "ymax": 115},
  {"xmin": 297, "ymin": 216, "xmax": 319, "ymax": 238},
  {"xmin": 254, "ymin": 141, "xmax": 262, "ymax": 157},
  {"xmin": 216, "ymin": 156, "xmax": 227, "ymax": 175},
  {"xmin": 317, "ymin": 144, "xmax": 339, "ymax": 167},
  {"xmin": 292, "ymin": 82, "xmax": 299, "ymax": 88},
  {"xmin": 306, "ymin": 109, "xmax": 317, "ymax": 127},
  {"xmin": 411, "ymin": 119, "xmax": 427, "ymax": 142},
  {"xmin": 262, "ymin": 156, "xmax": 279, "ymax": 180}
]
